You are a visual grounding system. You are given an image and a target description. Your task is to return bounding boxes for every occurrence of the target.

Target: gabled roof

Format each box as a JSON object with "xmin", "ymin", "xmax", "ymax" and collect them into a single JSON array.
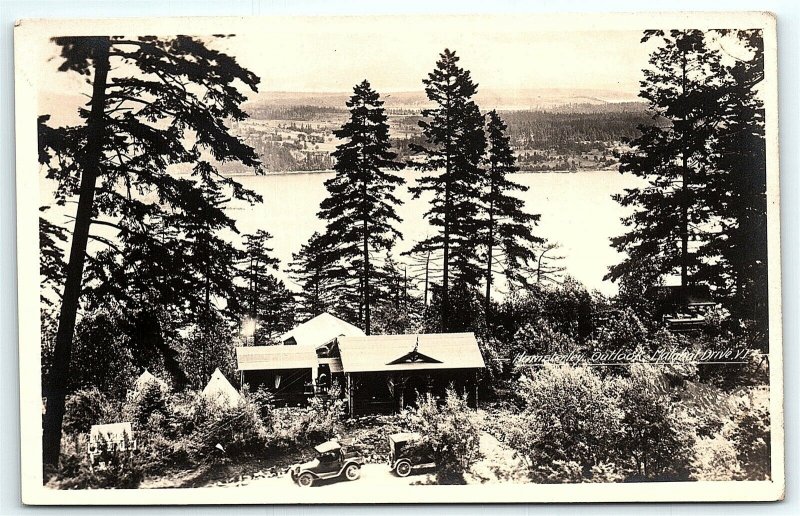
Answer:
[
  {"xmin": 337, "ymin": 333, "xmax": 485, "ymax": 373},
  {"xmin": 202, "ymin": 368, "xmax": 241, "ymax": 407},
  {"xmin": 280, "ymin": 312, "xmax": 365, "ymax": 348},
  {"xmin": 236, "ymin": 345, "xmax": 317, "ymax": 371}
]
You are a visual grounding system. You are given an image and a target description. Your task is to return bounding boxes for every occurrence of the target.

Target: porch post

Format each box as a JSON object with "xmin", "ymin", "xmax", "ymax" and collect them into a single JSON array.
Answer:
[
  {"xmin": 347, "ymin": 373, "xmax": 354, "ymax": 418},
  {"xmin": 474, "ymin": 369, "xmax": 479, "ymax": 408}
]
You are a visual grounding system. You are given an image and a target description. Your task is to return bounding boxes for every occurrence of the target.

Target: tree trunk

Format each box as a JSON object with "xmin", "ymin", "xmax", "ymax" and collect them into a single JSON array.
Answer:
[
  {"xmin": 485, "ymin": 175, "xmax": 496, "ymax": 316},
  {"xmin": 363, "ymin": 182, "xmax": 370, "ymax": 335},
  {"xmin": 43, "ymin": 36, "xmax": 110, "ymax": 467},
  {"xmin": 441, "ymin": 93, "xmax": 451, "ymax": 333}
]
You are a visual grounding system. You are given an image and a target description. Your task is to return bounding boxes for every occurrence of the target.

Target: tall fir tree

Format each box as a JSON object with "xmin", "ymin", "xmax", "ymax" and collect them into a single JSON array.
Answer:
[
  {"xmin": 37, "ymin": 35, "xmax": 261, "ymax": 466},
  {"xmin": 316, "ymin": 80, "xmax": 404, "ymax": 334},
  {"xmin": 409, "ymin": 49, "xmax": 487, "ymax": 332},
  {"xmin": 607, "ymin": 30, "xmax": 724, "ymax": 291},
  {"xmin": 701, "ymin": 30, "xmax": 767, "ymax": 335},
  {"xmin": 482, "ymin": 110, "xmax": 542, "ymax": 312}
]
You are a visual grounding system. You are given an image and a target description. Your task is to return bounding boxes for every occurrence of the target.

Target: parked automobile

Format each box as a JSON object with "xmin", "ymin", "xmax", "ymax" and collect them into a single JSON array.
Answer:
[
  {"xmin": 388, "ymin": 432, "xmax": 436, "ymax": 477},
  {"xmin": 289, "ymin": 440, "xmax": 363, "ymax": 487}
]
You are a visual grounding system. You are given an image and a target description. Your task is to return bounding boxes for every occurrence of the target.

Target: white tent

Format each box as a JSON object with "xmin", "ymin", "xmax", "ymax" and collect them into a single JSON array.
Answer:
[
  {"xmin": 130, "ymin": 369, "xmax": 168, "ymax": 399},
  {"xmin": 202, "ymin": 368, "xmax": 241, "ymax": 408},
  {"xmin": 279, "ymin": 312, "xmax": 365, "ymax": 348}
]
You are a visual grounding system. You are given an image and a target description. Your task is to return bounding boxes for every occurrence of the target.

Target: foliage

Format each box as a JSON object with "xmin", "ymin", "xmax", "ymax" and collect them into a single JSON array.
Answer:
[
  {"xmin": 232, "ymin": 230, "xmax": 295, "ymax": 344},
  {"xmin": 691, "ymin": 434, "xmax": 741, "ymax": 481},
  {"xmin": 615, "ymin": 364, "xmax": 696, "ymax": 481},
  {"xmin": 607, "ymin": 29, "xmax": 724, "ymax": 288},
  {"xmin": 513, "ymin": 365, "xmax": 624, "ymax": 482},
  {"xmin": 409, "ymin": 388, "xmax": 482, "ymax": 484},
  {"xmin": 39, "ymin": 34, "xmax": 263, "ymax": 464},
  {"xmin": 481, "ymin": 110, "xmax": 542, "ymax": 309},
  {"xmin": 409, "ymin": 49, "xmax": 487, "ymax": 331},
  {"xmin": 728, "ymin": 405, "xmax": 770, "ymax": 480},
  {"xmin": 62, "ymin": 387, "xmax": 118, "ymax": 435},
  {"xmin": 315, "ymin": 80, "xmax": 405, "ymax": 334}
]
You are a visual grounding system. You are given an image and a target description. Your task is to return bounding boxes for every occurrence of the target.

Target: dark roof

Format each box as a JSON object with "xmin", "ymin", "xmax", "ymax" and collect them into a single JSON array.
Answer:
[
  {"xmin": 236, "ymin": 346, "xmax": 316, "ymax": 371},
  {"xmin": 337, "ymin": 333, "xmax": 485, "ymax": 373}
]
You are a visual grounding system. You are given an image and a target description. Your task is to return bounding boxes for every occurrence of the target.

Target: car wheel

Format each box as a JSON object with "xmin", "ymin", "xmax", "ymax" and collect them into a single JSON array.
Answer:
[
  {"xmin": 297, "ymin": 472, "xmax": 314, "ymax": 487},
  {"xmin": 344, "ymin": 464, "xmax": 361, "ymax": 481},
  {"xmin": 394, "ymin": 460, "xmax": 412, "ymax": 477}
]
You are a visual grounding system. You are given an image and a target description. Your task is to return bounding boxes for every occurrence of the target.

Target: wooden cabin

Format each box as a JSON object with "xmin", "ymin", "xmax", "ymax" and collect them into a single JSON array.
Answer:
[{"xmin": 235, "ymin": 314, "xmax": 485, "ymax": 413}]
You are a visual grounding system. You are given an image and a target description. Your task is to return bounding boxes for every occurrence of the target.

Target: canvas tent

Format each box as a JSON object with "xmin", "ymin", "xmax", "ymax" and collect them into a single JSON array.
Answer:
[
  {"xmin": 130, "ymin": 369, "xmax": 168, "ymax": 400},
  {"xmin": 202, "ymin": 368, "xmax": 241, "ymax": 408}
]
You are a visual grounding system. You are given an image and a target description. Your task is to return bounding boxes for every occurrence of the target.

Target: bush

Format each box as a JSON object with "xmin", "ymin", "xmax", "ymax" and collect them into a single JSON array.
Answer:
[
  {"xmin": 123, "ymin": 380, "xmax": 171, "ymax": 429},
  {"xmin": 514, "ymin": 365, "xmax": 624, "ymax": 482},
  {"xmin": 614, "ymin": 364, "xmax": 696, "ymax": 481},
  {"xmin": 728, "ymin": 405, "xmax": 770, "ymax": 480},
  {"xmin": 63, "ymin": 387, "xmax": 117, "ymax": 435},
  {"xmin": 183, "ymin": 393, "xmax": 271, "ymax": 461},
  {"xmin": 49, "ymin": 437, "xmax": 144, "ymax": 489},
  {"xmin": 691, "ymin": 435, "xmax": 741, "ymax": 481},
  {"xmin": 409, "ymin": 388, "xmax": 482, "ymax": 484}
]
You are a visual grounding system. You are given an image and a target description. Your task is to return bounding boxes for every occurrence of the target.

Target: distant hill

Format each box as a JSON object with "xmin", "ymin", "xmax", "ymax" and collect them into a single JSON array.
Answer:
[{"xmin": 245, "ymin": 88, "xmax": 643, "ymax": 113}]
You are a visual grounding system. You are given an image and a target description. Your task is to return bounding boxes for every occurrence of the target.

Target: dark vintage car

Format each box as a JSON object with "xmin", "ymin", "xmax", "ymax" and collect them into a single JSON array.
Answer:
[
  {"xmin": 388, "ymin": 432, "xmax": 436, "ymax": 477},
  {"xmin": 289, "ymin": 440, "xmax": 363, "ymax": 487}
]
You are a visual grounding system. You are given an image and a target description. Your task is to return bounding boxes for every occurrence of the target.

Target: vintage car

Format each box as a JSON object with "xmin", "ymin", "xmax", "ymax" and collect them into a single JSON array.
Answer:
[
  {"xmin": 289, "ymin": 440, "xmax": 363, "ymax": 487},
  {"xmin": 388, "ymin": 432, "xmax": 436, "ymax": 477}
]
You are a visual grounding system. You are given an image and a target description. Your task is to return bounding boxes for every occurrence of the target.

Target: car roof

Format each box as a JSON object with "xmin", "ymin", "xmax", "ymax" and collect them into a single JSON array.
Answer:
[
  {"xmin": 314, "ymin": 440, "xmax": 341, "ymax": 453},
  {"xmin": 389, "ymin": 432, "xmax": 421, "ymax": 443}
]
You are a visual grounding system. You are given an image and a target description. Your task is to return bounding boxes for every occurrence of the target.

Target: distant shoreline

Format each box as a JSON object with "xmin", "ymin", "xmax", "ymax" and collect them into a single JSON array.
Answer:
[{"xmin": 221, "ymin": 167, "xmax": 621, "ymax": 178}]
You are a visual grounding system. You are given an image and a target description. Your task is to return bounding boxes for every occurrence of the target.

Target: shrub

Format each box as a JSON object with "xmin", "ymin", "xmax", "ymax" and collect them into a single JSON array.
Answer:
[
  {"xmin": 409, "ymin": 388, "xmax": 482, "ymax": 484},
  {"xmin": 728, "ymin": 405, "xmax": 770, "ymax": 480},
  {"xmin": 62, "ymin": 387, "xmax": 117, "ymax": 435},
  {"xmin": 614, "ymin": 365, "xmax": 696, "ymax": 481},
  {"xmin": 183, "ymin": 391, "xmax": 272, "ymax": 461},
  {"xmin": 123, "ymin": 380, "xmax": 171, "ymax": 429},
  {"xmin": 49, "ymin": 436, "xmax": 143, "ymax": 489},
  {"xmin": 691, "ymin": 434, "xmax": 741, "ymax": 481},
  {"xmin": 515, "ymin": 364, "xmax": 624, "ymax": 482}
]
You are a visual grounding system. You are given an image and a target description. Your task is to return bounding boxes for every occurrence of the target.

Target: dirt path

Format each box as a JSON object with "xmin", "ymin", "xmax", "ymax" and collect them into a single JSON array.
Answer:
[{"xmin": 216, "ymin": 463, "xmax": 434, "ymax": 490}]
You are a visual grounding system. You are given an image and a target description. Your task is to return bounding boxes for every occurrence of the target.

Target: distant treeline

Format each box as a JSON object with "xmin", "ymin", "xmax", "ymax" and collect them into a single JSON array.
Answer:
[
  {"xmin": 500, "ymin": 108, "xmax": 656, "ymax": 152},
  {"xmin": 246, "ymin": 104, "xmax": 347, "ymax": 121}
]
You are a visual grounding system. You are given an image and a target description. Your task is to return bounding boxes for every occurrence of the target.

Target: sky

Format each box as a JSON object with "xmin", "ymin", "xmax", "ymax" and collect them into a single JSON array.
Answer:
[{"xmin": 38, "ymin": 16, "xmax": 651, "ymax": 107}]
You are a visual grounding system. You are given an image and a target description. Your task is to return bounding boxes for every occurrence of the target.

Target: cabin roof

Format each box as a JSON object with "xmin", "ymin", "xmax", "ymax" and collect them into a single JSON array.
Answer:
[
  {"xmin": 279, "ymin": 312, "xmax": 365, "ymax": 348},
  {"xmin": 337, "ymin": 333, "xmax": 485, "ymax": 373},
  {"xmin": 236, "ymin": 345, "xmax": 317, "ymax": 371}
]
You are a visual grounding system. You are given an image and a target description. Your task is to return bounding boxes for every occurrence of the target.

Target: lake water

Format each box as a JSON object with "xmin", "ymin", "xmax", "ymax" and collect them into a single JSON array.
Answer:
[{"xmin": 227, "ymin": 170, "xmax": 641, "ymax": 296}]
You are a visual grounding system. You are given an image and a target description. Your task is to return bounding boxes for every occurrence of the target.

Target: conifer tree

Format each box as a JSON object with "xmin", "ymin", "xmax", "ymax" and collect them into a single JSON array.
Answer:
[
  {"xmin": 409, "ymin": 49, "xmax": 487, "ymax": 332},
  {"xmin": 37, "ymin": 35, "xmax": 261, "ymax": 466},
  {"xmin": 289, "ymin": 232, "xmax": 332, "ymax": 321},
  {"xmin": 607, "ymin": 30, "xmax": 724, "ymax": 291},
  {"xmin": 701, "ymin": 30, "xmax": 767, "ymax": 332},
  {"xmin": 233, "ymin": 230, "xmax": 294, "ymax": 344},
  {"xmin": 317, "ymin": 80, "xmax": 404, "ymax": 334},
  {"xmin": 482, "ymin": 110, "xmax": 542, "ymax": 311}
]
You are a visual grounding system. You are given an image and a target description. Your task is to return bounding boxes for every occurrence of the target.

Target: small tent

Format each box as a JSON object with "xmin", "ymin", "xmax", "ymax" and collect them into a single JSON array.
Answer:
[
  {"xmin": 202, "ymin": 368, "xmax": 241, "ymax": 408},
  {"xmin": 129, "ymin": 369, "xmax": 168, "ymax": 400}
]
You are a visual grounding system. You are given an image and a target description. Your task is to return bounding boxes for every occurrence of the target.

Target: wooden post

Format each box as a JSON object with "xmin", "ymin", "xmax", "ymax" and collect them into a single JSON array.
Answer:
[
  {"xmin": 347, "ymin": 373, "xmax": 354, "ymax": 418},
  {"xmin": 474, "ymin": 370, "xmax": 479, "ymax": 408}
]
